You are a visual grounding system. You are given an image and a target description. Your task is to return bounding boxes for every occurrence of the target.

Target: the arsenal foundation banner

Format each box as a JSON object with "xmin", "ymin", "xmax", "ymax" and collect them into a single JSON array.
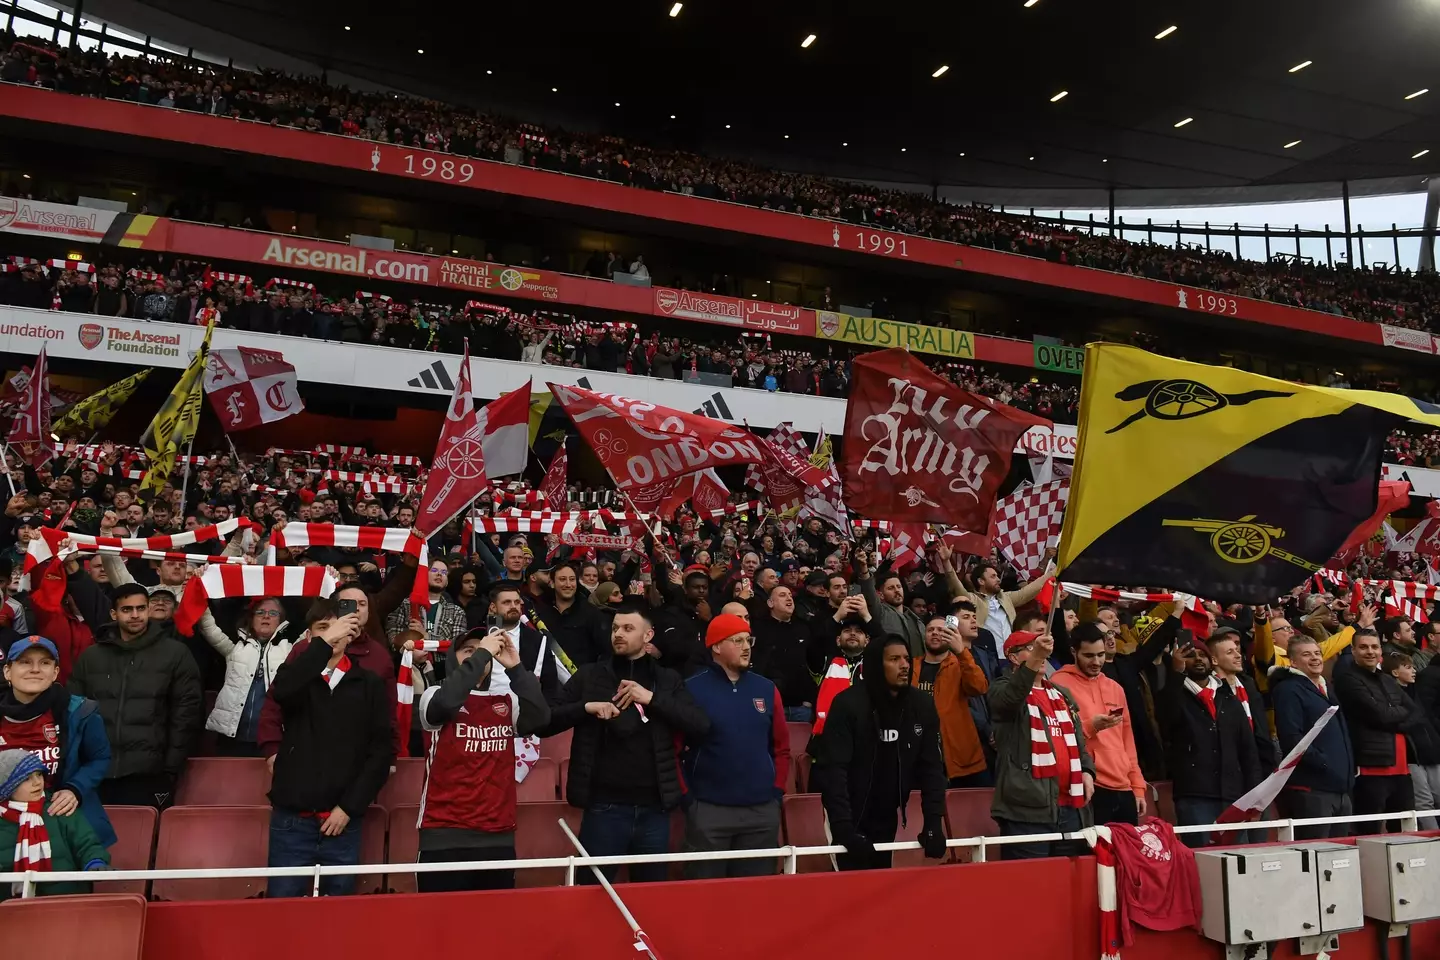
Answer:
[{"xmin": 841, "ymin": 348, "xmax": 1049, "ymax": 529}]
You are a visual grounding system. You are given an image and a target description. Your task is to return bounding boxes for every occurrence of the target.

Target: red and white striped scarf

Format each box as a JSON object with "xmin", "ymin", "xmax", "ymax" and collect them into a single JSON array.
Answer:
[
  {"xmin": 1086, "ymin": 825, "xmax": 1123, "ymax": 960},
  {"xmin": 1027, "ymin": 682, "xmax": 1085, "ymax": 806},
  {"xmin": 175, "ymin": 565, "xmax": 338, "ymax": 636},
  {"xmin": 812, "ymin": 657, "xmax": 860, "ymax": 734},
  {"xmin": 396, "ymin": 639, "xmax": 451, "ymax": 756},
  {"xmin": 2, "ymin": 800, "xmax": 51, "ymax": 891},
  {"xmin": 270, "ymin": 522, "xmax": 430, "ymax": 613},
  {"xmin": 322, "ymin": 654, "xmax": 351, "ymax": 691},
  {"xmin": 1185, "ymin": 674, "xmax": 1253, "ymax": 729},
  {"xmin": 23, "ymin": 517, "xmax": 259, "ymax": 574}
]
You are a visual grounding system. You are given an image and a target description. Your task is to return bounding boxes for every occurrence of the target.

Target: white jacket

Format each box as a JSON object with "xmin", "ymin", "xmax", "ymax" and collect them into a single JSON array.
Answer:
[
  {"xmin": 520, "ymin": 331, "xmax": 553, "ymax": 364},
  {"xmin": 204, "ymin": 622, "xmax": 298, "ymax": 738}
]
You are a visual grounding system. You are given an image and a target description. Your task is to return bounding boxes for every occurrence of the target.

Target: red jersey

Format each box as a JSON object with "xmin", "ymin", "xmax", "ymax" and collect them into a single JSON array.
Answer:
[
  {"xmin": 0, "ymin": 712, "xmax": 62, "ymax": 786},
  {"xmin": 418, "ymin": 689, "xmax": 517, "ymax": 834}
]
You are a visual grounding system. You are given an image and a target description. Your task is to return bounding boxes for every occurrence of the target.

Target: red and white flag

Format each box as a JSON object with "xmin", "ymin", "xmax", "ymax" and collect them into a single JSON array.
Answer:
[
  {"xmin": 994, "ymin": 479, "xmax": 1070, "ymax": 578},
  {"xmin": 204, "ymin": 346, "xmax": 304, "ymax": 432},
  {"xmin": 841, "ymin": 348, "xmax": 1048, "ymax": 528},
  {"xmin": 6, "ymin": 345, "xmax": 53, "ymax": 467},
  {"xmin": 416, "ymin": 345, "xmax": 530, "ymax": 536},
  {"xmin": 1216, "ymin": 706, "xmax": 1337, "ymax": 825},
  {"xmin": 690, "ymin": 468, "xmax": 730, "ymax": 516},
  {"xmin": 540, "ymin": 446, "xmax": 569, "ymax": 511}
]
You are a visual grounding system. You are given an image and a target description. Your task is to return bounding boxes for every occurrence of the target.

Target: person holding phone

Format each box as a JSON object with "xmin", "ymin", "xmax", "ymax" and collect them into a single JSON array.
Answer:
[
  {"xmin": 1051, "ymin": 624, "xmax": 1147, "ymax": 825},
  {"xmin": 910, "ymin": 612, "xmax": 990, "ymax": 788}
]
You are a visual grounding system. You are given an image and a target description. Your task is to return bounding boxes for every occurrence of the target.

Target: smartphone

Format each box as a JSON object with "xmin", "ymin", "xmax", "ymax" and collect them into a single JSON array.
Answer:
[
  {"xmin": 1108, "ymin": 708, "xmax": 1125, "ymax": 717},
  {"xmin": 337, "ymin": 598, "xmax": 359, "ymax": 618},
  {"xmin": 848, "ymin": 584, "xmax": 862, "ymax": 597},
  {"xmin": 945, "ymin": 615, "xmax": 959, "ymax": 630},
  {"xmin": 740, "ymin": 577, "xmax": 751, "ymax": 593},
  {"xmin": 487, "ymin": 612, "xmax": 502, "ymax": 631}
]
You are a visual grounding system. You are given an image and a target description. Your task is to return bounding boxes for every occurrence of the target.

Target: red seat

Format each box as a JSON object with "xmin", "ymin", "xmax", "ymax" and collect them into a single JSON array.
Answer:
[
  {"xmin": 517, "ymin": 758, "xmax": 559, "ymax": 803},
  {"xmin": 785, "ymin": 721, "xmax": 813, "ymax": 767},
  {"xmin": 514, "ymin": 801, "xmax": 585, "ymax": 887},
  {"xmin": 174, "ymin": 757, "xmax": 272, "ymax": 806},
  {"xmin": 1153, "ymin": 781, "xmax": 1176, "ymax": 824},
  {"xmin": 780, "ymin": 793, "xmax": 833, "ymax": 874},
  {"xmin": 94, "ymin": 805, "xmax": 157, "ymax": 896},
  {"xmin": 152, "ymin": 805, "xmax": 270, "ymax": 901},
  {"xmin": 0, "ymin": 893, "xmax": 146, "ymax": 960},
  {"xmin": 356, "ymin": 805, "xmax": 388, "ymax": 895},
  {"xmin": 944, "ymin": 788, "xmax": 999, "ymax": 862},
  {"xmin": 375, "ymin": 757, "xmax": 427, "ymax": 811},
  {"xmin": 385, "ymin": 805, "xmax": 420, "ymax": 894},
  {"xmin": 538, "ymin": 728, "xmax": 572, "ymax": 762},
  {"xmin": 796, "ymin": 754, "xmax": 812, "ymax": 794}
]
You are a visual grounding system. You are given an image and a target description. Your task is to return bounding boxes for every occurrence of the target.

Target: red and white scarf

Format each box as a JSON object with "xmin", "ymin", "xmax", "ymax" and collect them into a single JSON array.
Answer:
[
  {"xmin": 396, "ymin": 639, "xmax": 451, "ymax": 756},
  {"xmin": 270, "ymin": 522, "xmax": 430, "ymax": 613},
  {"xmin": 1086, "ymin": 825, "xmax": 1122, "ymax": 960},
  {"xmin": 2, "ymin": 800, "xmax": 51, "ymax": 891},
  {"xmin": 812, "ymin": 657, "xmax": 860, "ymax": 734},
  {"xmin": 175, "ymin": 565, "xmax": 338, "ymax": 636},
  {"xmin": 322, "ymin": 654, "xmax": 351, "ymax": 691},
  {"xmin": 1185, "ymin": 674, "xmax": 1253, "ymax": 729},
  {"xmin": 1027, "ymin": 682, "xmax": 1085, "ymax": 806}
]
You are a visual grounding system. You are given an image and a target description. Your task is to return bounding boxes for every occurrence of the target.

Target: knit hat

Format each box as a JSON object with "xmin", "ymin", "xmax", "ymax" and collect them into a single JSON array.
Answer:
[
  {"xmin": 705, "ymin": 613, "xmax": 751, "ymax": 648},
  {"xmin": 1004, "ymin": 630, "xmax": 1042, "ymax": 655},
  {"xmin": 0, "ymin": 749, "xmax": 45, "ymax": 799}
]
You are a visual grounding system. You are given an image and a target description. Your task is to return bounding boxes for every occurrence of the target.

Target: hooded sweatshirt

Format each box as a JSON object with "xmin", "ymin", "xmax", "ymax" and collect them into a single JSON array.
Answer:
[{"xmin": 1051, "ymin": 664, "xmax": 1146, "ymax": 798}]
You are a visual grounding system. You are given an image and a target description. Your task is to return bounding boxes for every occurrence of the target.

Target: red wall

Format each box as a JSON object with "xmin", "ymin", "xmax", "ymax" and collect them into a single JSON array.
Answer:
[{"xmin": 135, "ymin": 857, "xmax": 1439, "ymax": 960}]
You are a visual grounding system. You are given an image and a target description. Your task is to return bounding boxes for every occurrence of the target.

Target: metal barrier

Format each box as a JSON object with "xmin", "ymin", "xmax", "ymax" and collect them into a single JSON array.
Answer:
[{"xmin": 3, "ymin": 807, "xmax": 1437, "ymax": 898}]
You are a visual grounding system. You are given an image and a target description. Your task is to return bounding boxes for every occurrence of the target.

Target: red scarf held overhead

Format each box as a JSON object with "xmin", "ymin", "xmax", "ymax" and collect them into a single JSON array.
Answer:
[
  {"xmin": 1027, "ymin": 682, "xmax": 1085, "ymax": 808},
  {"xmin": 2, "ymin": 800, "xmax": 51, "ymax": 891}
]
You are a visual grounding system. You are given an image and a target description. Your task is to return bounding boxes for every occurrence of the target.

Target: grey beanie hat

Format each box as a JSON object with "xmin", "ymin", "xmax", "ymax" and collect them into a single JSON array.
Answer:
[{"xmin": 0, "ymin": 748, "xmax": 45, "ymax": 799}]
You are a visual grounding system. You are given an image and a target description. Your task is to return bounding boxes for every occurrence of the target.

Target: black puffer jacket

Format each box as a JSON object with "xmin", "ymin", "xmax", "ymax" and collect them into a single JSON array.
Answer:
[
  {"xmin": 68, "ymin": 620, "xmax": 202, "ymax": 779},
  {"xmin": 1336, "ymin": 665, "xmax": 1421, "ymax": 767},
  {"xmin": 538, "ymin": 653, "xmax": 710, "ymax": 810}
]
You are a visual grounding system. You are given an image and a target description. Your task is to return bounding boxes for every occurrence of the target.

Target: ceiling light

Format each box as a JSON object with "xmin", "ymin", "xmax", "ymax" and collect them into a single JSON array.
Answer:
[
  {"xmin": 1028, "ymin": 156, "xmax": 1035, "ymax": 161},
  {"xmin": 1024, "ymin": 0, "xmax": 1039, "ymax": 6},
  {"xmin": 784, "ymin": 134, "xmax": 790, "ymax": 139},
  {"xmin": 900, "ymin": 147, "xmax": 907, "ymax": 152},
  {"xmin": 1406, "ymin": 88, "xmax": 1429, "ymax": 100},
  {"xmin": 1284, "ymin": 139, "xmax": 1302, "ymax": 149},
  {"xmin": 842, "ymin": 142, "xmax": 848, "ymax": 147},
  {"xmin": 1050, "ymin": 90, "xmax": 1068, "ymax": 102},
  {"xmin": 552, "ymin": 87, "xmax": 558, "ymax": 92},
  {"xmin": 801, "ymin": 33, "xmax": 816, "ymax": 48},
  {"xmin": 958, "ymin": 152, "xmax": 966, "ymax": 157},
  {"xmin": 1154, "ymin": 25, "xmax": 1177, "ymax": 39},
  {"xmin": 1414, "ymin": 149, "xmax": 1431, "ymax": 159},
  {"xmin": 1288, "ymin": 60, "xmax": 1312, "ymax": 73},
  {"xmin": 416, "ymin": 48, "xmax": 424, "ymax": 54},
  {"xmin": 486, "ymin": 70, "xmax": 493, "ymax": 75},
  {"xmin": 932, "ymin": 65, "xmax": 949, "ymax": 78},
  {"xmin": 22, "ymin": 173, "xmax": 30, "ymax": 179},
  {"xmin": 1102, "ymin": 158, "xmax": 1108, "ymax": 163},
  {"xmin": 343, "ymin": 25, "xmax": 351, "ymax": 31},
  {"xmin": 670, "ymin": 114, "xmax": 676, "ymax": 119},
  {"xmin": 615, "ymin": 101, "xmax": 621, "ymax": 106},
  {"xmin": 669, "ymin": 1, "xmax": 682, "ymax": 16},
  {"xmin": 1174, "ymin": 116, "xmax": 1193, "ymax": 128},
  {"xmin": 725, "ymin": 124, "xmax": 731, "ymax": 129}
]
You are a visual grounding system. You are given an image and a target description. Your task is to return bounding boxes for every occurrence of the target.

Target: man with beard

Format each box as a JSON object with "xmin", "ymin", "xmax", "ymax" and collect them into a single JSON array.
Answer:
[
  {"xmin": 651, "ymin": 566, "xmax": 709, "ymax": 676},
  {"xmin": 534, "ymin": 562, "xmax": 610, "ymax": 665},
  {"xmin": 912, "ymin": 614, "xmax": 990, "ymax": 788},
  {"xmin": 488, "ymin": 583, "xmax": 561, "ymax": 704},
  {"xmin": 814, "ymin": 634, "xmax": 948, "ymax": 871},
  {"xmin": 680, "ymin": 614, "xmax": 789, "ymax": 879}
]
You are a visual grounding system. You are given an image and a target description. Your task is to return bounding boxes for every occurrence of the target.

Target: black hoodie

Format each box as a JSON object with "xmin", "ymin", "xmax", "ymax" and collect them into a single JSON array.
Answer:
[{"xmin": 813, "ymin": 637, "xmax": 946, "ymax": 837}]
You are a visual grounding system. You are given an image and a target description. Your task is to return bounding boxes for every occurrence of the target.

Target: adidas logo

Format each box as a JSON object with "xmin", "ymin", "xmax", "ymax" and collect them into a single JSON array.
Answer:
[
  {"xmin": 693, "ymin": 392, "xmax": 733, "ymax": 420},
  {"xmin": 407, "ymin": 360, "xmax": 456, "ymax": 391}
]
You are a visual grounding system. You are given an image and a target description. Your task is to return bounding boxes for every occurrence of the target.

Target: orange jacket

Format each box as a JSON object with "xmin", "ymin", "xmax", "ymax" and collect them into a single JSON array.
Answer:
[
  {"xmin": 1051, "ymin": 664, "xmax": 1146, "ymax": 797},
  {"xmin": 911, "ymin": 649, "xmax": 989, "ymax": 779}
]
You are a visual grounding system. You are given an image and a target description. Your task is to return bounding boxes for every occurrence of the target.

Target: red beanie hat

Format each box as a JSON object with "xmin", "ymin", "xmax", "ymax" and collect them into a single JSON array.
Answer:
[
  {"xmin": 1004, "ymin": 630, "xmax": 1041, "ymax": 655},
  {"xmin": 704, "ymin": 613, "xmax": 751, "ymax": 648}
]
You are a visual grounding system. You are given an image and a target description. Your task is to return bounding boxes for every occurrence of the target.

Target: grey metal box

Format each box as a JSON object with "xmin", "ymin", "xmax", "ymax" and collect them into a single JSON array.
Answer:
[
  {"xmin": 1196, "ymin": 847, "xmax": 1321, "ymax": 944},
  {"xmin": 1358, "ymin": 835, "xmax": 1440, "ymax": 923},
  {"xmin": 1289, "ymin": 842, "xmax": 1365, "ymax": 934}
]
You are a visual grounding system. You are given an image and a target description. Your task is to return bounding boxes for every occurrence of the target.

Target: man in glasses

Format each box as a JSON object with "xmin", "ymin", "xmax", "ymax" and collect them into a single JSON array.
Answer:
[{"xmin": 679, "ymin": 613, "xmax": 790, "ymax": 879}]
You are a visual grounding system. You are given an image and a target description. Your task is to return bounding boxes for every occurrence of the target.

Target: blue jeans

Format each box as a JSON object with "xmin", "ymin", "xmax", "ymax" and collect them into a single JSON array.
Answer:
[
  {"xmin": 784, "ymin": 705, "xmax": 814, "ymax": 724},
  {"xmin": 267, "ymin": 809, "xmax": 362, "ymax": 898},
  {"xmin": 580, "ymin": 804, "xmax": 669, "ymax": 883},
  {"xmin": 1175, "ymin": 796, "xmax": 1266, "ymax": 848},
  {"xmin": 998, "ymin": 805, "xmax": 1085, "ymax": 860}
]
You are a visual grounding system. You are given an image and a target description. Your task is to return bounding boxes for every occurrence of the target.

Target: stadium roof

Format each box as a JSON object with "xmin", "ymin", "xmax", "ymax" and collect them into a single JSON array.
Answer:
[{"xmin": 85, "ymin": 0, "xmax": 1440, "ymax": 202}]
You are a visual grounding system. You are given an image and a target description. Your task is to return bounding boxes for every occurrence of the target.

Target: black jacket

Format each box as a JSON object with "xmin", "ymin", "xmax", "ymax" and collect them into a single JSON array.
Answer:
[
  {"xmin": 649, "ymin": 600, "xmax": 708, "ymax": 676},
  {"xmin": 1157, "ymin": 669, "xmax": 1262, "ymax": 802},
  {"xmin": 538, "ymin": 653, "xmax": 710, "ymax": 810},
  {"xmin": 750, "ymin": 612, "xmax": 818, "ymax": 710},
  {"xmin": 267, "ymin": 638, "xmax": 395, "ymax": 818},
  {"xmin": 1401, "ymin": 686, "xmax": 1440, "ymax": 766},
  {"xmin": 1335, "ymin": 663, "xmax": 1419, "ymax": 768},
  {"xmin": 1102, "ymin": 613, "xmax": 1178, "ymax": 782},
  {"xmin": 515, "ymin": 623, "xmax": 562, "ymax": 704},
  {"xmin": 1269, "ymin": 667, "xmax": 1355, "ymax": 795},
  {"xmin": 1414, "ymin": 660, "xmax": 1440, "ymax": 731},
  {"xmin": 533, "ymin": 597, "xmax": 611, "ymax": 665},
  {"xmin": 1236, "ymin": 671, "xmax": 1277, "ymax": 774},
  {"xmin": 812, "ymin": 639, "xmax": 947, "ymax": 836},
  {"xmin": 68, "ymin": 620, "xmax": 202, "ymax": 779}
]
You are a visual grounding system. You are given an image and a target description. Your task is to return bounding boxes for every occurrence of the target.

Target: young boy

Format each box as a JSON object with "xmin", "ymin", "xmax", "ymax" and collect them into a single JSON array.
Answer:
[{"xmin": 0, "ymin": 749, "xmax": 109, "ymax": 898}]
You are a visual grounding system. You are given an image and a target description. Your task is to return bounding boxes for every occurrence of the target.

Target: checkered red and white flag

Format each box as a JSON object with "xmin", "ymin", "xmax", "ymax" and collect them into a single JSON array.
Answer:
[
  {"xmin": 994, "ymin": 479, "xmax": 1069, "ymax": 579},
  {"xmin": 204, "ymin": 346, "xmax": 304, "ymax": 433}
]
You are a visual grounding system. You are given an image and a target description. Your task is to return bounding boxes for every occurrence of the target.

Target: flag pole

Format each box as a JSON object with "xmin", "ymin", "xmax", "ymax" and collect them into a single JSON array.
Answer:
[
  {"xmin": 0, "ymin": 446, "xmax": 16, "ymax": 498},
  {"xmin": 620, "ymin": 486, "xmax": 671, "ymax": 568},
  {"xmin": 178, "ymin": 432, "xmax": 197, "ymax": 512}
]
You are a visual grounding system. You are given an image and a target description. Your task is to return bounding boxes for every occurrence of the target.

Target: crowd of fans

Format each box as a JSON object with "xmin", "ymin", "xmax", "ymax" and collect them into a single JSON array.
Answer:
[
  {"xmin": 0, "ymin": 251, "xmax": 1084, "ymax": 421},
  {"xmin": 0, "ymin": 440, "xmax": 1438, "ymax": 895},
  {"xmin": 5, "ymin": 34, "xmax": 1440, "ymax": 333}
]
